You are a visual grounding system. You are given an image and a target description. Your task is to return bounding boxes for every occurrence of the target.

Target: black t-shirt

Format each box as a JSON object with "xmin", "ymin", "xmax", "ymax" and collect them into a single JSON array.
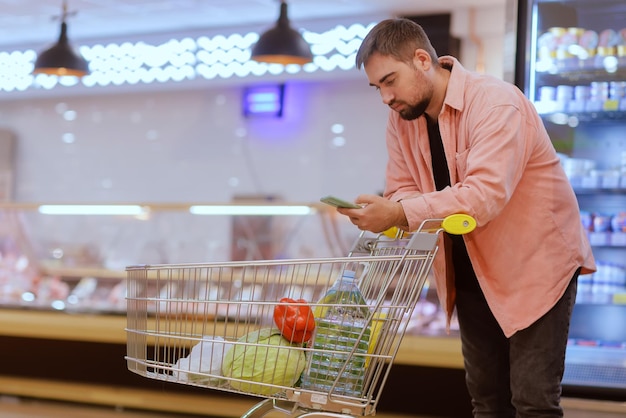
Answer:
[{"xmin": 426, "ymin": 117, "xmax": 480, "ymax": 292}]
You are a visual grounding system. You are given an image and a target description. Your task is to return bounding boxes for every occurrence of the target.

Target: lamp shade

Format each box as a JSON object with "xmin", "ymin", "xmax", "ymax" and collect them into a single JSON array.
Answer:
[
  {"xmin": 33, "ymin": 20, "xmax": 89, "ymax": 77},
  {"xmin": 251, "ymin": 1, "xmax": 313, "ymax": 66}
]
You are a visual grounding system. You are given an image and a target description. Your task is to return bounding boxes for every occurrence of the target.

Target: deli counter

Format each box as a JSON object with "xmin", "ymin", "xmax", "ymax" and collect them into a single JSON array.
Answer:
[{"xmin": 0, "ymin": 202, "xmax": 468, "ymax": 417}]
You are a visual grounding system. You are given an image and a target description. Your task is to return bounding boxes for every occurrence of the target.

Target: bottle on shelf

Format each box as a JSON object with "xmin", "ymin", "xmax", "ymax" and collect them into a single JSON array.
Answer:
[{"xmin": 300, "ymin": 269, "xmax": 371, "ymax": 397}]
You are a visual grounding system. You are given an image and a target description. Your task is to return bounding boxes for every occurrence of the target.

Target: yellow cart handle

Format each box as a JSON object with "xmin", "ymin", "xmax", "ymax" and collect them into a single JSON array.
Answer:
[
  {"xmin": 383, "ymin": 213, "xmax": 476, "ymax": 238},
  {"xmin": 442, "ymin": 213, "xmax": 476, "ymax": 235}
]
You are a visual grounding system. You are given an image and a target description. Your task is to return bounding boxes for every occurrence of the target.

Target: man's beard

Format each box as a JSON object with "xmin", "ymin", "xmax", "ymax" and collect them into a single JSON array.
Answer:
[{"xmin": 397, "ymin": 99, "xmax": 428, "ymax": 121}]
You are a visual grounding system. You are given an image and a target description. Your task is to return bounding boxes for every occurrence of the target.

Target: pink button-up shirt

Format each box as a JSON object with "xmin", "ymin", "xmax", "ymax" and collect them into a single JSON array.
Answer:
[{"xmin": 384, "ymin": 57, "xmax": 596, "ymax": 337}]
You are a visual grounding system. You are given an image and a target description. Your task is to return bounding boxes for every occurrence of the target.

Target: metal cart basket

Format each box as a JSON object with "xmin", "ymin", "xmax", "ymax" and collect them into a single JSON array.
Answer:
[{"xmin": 126, "ymin": 215, "xmax": 475, "ymax": 418}]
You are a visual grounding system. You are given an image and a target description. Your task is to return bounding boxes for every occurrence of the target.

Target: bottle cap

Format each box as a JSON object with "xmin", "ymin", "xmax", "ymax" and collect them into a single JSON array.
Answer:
[{"xmin": 341, "ymin": 270, "xmax": 356, "ymax": 279}]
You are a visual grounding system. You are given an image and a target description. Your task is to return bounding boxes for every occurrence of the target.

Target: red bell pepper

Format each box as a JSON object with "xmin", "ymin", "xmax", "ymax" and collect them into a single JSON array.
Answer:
[{"xmin": 273, "ymin": 297, "xmax": 315, "ymax": 344}]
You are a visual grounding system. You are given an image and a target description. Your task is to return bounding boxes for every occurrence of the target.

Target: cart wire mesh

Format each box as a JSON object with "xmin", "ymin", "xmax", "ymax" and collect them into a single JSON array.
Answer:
[{"xmin": 126, "ymin": 219, "xmax": 457, "ymax": 417}]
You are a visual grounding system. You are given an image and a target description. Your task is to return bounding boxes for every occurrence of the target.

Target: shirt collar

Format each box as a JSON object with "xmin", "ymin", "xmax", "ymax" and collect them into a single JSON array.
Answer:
[{"xmin": 438, "ymin": 56, "xmax": 467, "ymax": 112}]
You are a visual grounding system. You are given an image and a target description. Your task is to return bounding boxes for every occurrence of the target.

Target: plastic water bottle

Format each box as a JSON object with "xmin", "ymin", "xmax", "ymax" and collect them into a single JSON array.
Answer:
[{"xmin": 301, "ymin": 270, "xmax": 371, "ymax": 397}]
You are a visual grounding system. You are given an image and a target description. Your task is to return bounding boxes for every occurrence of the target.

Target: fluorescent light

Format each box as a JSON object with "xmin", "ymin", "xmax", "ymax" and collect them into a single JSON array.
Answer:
[
  {"xmin": 189, "ymin": 205, "xmax": 313, "ymax": 216},
  {"xmin": 38, "ymin": 205, "xmax": 146, "ymax": 215}
]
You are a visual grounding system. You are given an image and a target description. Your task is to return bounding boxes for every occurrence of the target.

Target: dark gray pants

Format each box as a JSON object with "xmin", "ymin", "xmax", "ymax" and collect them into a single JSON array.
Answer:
[{"xmin": 455, "ymin": 272, "xmax": 579, "ymax": 418}]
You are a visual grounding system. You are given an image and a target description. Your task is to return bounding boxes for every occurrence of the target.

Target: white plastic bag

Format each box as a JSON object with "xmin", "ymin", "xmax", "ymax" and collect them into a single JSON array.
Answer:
[{"xmin": 173, "ymin": 336, "xmax": 232, "ymax": 384}]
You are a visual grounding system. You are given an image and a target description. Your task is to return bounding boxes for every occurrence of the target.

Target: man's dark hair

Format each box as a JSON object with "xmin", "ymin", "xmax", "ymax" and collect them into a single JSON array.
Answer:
[{"xmin": 355, "ymin": 18, "xmax": 439, "ymax": 69}]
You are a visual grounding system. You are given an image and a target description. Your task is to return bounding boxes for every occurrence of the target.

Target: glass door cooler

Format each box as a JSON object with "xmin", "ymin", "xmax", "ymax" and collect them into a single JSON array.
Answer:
[{"xmin": 515, "ymin": 0, "xmax": 626, "ymax": 399}]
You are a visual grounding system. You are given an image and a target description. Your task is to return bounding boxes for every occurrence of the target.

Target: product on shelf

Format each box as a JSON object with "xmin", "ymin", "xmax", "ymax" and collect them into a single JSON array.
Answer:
[
  {"xmin": 577, "ymin": 261, "xmax": 626, "ymax": 304},
  {"xmin": 579, "ymin": 29, "xmax": 599, "ymax": 70},
  {"xmin": 536, "ymin": 24, "xmax": 626, "ymax": 74},
  {"xmin": 580, "ymin": 211, "xmax": 626, "ymax": 247},
  {"xmin": 33, "ymin": 276, "xmax": 70, "ymax": 305}
]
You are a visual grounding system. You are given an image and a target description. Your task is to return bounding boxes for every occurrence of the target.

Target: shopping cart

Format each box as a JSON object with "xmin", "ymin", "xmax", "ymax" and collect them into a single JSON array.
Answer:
[{"xmin": 125, "ymin": 214, "xmax": 475, "ymax": 418}]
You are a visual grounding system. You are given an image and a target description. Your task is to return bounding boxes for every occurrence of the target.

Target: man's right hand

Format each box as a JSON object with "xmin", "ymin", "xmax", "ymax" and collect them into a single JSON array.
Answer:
[{"xmin": 337, "ymin": 194, "xmax": 408, "ymax": 233}]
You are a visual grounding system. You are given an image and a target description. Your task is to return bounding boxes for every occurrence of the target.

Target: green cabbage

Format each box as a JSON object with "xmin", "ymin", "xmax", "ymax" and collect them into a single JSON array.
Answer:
[{"xmin": 221, "ymin": 328, "xmax": 306, "ymax": 395}]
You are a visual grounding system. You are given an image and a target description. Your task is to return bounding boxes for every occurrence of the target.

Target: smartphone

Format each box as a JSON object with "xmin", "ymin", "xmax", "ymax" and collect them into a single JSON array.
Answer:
[{"xmin": 320, "ymin": 195, "xmax": 362, "ymax": 209}]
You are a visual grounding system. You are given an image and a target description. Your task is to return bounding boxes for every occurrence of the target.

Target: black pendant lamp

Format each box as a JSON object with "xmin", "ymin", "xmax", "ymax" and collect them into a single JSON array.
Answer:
[
  {"xmin": 251, "ymin": 0, "xmax": 313, "ymax": 66},
  {"xmin": 33, "ymin": 1, "xmax": 89, "ymax": 78}
]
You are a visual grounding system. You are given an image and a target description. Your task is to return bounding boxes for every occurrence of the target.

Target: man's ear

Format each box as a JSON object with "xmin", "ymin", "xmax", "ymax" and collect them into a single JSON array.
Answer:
[{"xmin": 413, "ymin": 48, "xmax": 432, "ymax": 70}]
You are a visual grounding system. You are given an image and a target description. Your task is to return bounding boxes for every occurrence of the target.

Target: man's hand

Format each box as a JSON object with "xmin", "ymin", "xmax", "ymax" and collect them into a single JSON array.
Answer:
[{"xmin": 336, "ymin": 194, "xmax": 408, "ymax": 233}]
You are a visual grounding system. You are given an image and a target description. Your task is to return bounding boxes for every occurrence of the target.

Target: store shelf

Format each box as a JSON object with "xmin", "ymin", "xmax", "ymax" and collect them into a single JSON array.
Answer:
[
  {"xmin": 0, "ymin": 308, "xmax": 463, "ymax": 417},
  {"xmin": 574, "ymin": 188, "xmax": 626, "ymax": 196},
  {"xmin": 2, "ymin": 375, "xmax": 624, "ymax": 418},
  {"xmin": 0, "ymin": 308, "xmax": 463, "ymax": 369},
  {"xmin": 0, "ymin": 309, "xmax": 126, "ymax": 344},
  {"xmin": 0, "ymin": 375, "xmax": 417, "ymax": 418},
  {"xmin": 535, "ymin": 68, "xmax": 626, "ymax": 85},
  {"xmin": 40, "ymin": 265, "xmax": 127, "ymax": 281},
  {"xmin": 540, "ymin": 110, "xmax": 626, "ymax": 122}
]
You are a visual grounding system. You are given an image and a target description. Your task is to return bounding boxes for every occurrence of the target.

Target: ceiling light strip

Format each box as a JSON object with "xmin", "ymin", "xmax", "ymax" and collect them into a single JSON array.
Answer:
[{"xmin": 38, "ymin": 204, "xmax": 146, "ymax": 215}]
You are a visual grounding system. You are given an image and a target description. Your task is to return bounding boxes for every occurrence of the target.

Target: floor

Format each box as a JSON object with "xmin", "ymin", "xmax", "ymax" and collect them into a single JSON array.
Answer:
[
  {"xmin": 0, "ymin": 396, "xmax": 624, "ymax": 418},
  {"xmin": 0, "ymin": 397, "xmax": 190, "ymax": 418}
]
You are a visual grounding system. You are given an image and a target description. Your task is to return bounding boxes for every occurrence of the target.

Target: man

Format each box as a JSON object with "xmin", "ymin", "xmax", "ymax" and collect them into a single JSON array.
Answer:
[{"xmin": 337, "ymin": 18, "xmax": 596, "ymax": 417}]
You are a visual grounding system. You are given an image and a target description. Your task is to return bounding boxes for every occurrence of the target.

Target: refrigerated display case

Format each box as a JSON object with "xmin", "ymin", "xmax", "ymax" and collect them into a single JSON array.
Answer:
[
  {"xmin": 0, "ymin": 202, "xmax": 353, "ymax": 313},
  {"xmin": 515, "ymin": 0, "xmax": 626, "ymax": 399}
]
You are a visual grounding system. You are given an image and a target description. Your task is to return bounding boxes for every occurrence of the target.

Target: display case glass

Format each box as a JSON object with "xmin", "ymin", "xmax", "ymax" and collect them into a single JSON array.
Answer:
[
  {"xmin": 0, "ymin": 203, "xmax": 350, "ymax": 312},
  {"xmin": 516, "ymin": 0, "xmax": 626, "ymax": 396},
  {"xmin": 0, "ymin": 202, "xmax": 453, "ymax": 337}
]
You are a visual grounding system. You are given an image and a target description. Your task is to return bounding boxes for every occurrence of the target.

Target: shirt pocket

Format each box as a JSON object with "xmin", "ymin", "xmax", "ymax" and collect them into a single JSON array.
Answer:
[{"xmin": 455, "ymin": 148, "xmax": 471, "ymax": 179}]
